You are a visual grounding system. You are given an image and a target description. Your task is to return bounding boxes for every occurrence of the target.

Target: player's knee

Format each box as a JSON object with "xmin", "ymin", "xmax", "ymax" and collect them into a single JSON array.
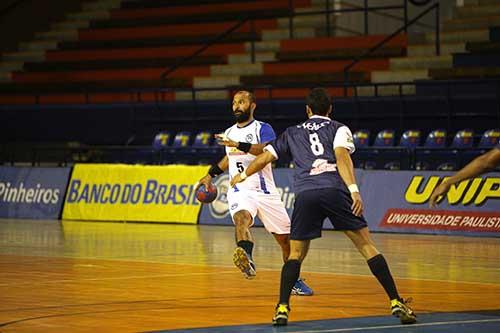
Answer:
[{"xmin": 233, "ymin": 211, "xmax": 252, "ymax": 227}]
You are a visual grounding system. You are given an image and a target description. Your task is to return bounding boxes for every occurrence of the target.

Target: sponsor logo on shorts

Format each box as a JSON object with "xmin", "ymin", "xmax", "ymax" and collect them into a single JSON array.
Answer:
[{"xmin": 208, "ymin": 174, "xmax": 230, "ymax": 219}]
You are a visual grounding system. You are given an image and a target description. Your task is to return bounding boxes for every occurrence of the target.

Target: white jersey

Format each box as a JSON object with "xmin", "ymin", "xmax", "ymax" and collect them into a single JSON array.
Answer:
[{"xmin": 224, "ymin": 120, "xmax": 277, "ymax": 194}]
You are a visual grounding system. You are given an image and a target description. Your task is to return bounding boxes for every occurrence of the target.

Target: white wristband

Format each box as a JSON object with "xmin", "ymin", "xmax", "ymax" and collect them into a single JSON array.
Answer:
[
  {"xmin": 348, "ymin": 184, "xmax": 359, "ymax": 193},
  {"xmin": 240, "ymin": 171, "xmax": 247, "ymax": 180}
]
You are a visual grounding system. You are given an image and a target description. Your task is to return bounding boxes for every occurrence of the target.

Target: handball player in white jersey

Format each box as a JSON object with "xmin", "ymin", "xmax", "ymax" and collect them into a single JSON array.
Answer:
[{"xmin": 196, "ymin": 91, "xmax": 313, "ymax": 295}]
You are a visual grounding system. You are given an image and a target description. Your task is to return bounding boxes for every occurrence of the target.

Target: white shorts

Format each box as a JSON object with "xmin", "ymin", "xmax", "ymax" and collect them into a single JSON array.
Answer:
[{"xmin": 227, "ymin": 190, "xmax": 290, "ymax": 234}]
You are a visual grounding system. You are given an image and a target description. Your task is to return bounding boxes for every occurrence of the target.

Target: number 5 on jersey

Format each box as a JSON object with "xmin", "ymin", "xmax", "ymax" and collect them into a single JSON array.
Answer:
[{"xmin": 236, "ymin": 161, "xmax": 245, "ymax": 172}]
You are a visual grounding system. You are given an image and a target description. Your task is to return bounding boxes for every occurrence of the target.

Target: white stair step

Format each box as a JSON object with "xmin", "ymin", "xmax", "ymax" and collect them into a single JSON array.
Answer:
[
  {"xmin": 2, "ymin": 50, "xmax": 45, "ymax": 62},
  {"xmin": 83, "ymin": 0, "xmax": 122, "ymax": 11},
  {"xmin": 52, "ymin": 20, "xmax": 90, "ymax": 30},
  {"xmin": 67, "ymin": 10, "xmax": 110, "ymax": 21},
  {"xmin": 443, "ymin": 16, "xmax": 500, "ymax": 31},
  {"xmin": 175, "ymin": 90, "xmax": 229, "ymax": 101},
  {"xmin": 262, "ymin": 28, "xmax": 316, "ymax": 41},
  {"xmin": 35, "ymin": 30, "xmax": 79, "ymax": 41},
  {"xmin": 356, "ymin": 85, "xmax": 416, "ymax": 97},
  {"xmin": 0, "ymin": 61, "xmax": 24, "ymax": 71},
  {"xmin": 425, "ymin": 29, "xmax": 489, "ymax": 43},
  {"xmin": 371, "ymin": 69, "xmax": 428, "ymax": 83},
  {"xmin": 19, "ymin": 40, "xmax": 58, "ymax": 52},
  {"xmin": 244, "ymin": 41, "xmax": 280, "ymax": 52},
  {"xmin": 277, "ymin": 15, "xmax": 332, "ymax": 29},
  {"xmin": 227, "ymin": 52, "xmax": 276, "ymax": 64},
  {"xmin": 210, "ymin": 63, "xmax": 263, "ymax": 76},
  {"xmin": 193, "ymin": 76, "xmax": 240, "ymax": 88},
  {"xmin": 463, "ymin": 0, "xmax": 500, "ymax": 5},
  {"xmin": 390, "ymin": 55, "xmax": 453, "ymax": 70},
  {"xmin": 455, "ymin": 4, "xmax": 500, "ymax": 18},
  {"xmin": 407, "ymin": 43, "xmax": 466, "ymax": 57}
]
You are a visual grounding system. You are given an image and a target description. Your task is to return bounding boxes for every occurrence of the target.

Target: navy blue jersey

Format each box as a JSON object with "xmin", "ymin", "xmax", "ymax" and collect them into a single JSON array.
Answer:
[{"xmin": 266, "ymin": 115, "xmax": 355, "ymax": 194}]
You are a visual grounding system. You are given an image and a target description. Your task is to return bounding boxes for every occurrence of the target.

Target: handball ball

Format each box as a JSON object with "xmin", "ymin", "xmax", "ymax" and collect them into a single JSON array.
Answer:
[{"xmin": 196, "ymin": 184, "xmax": 218, "ymax": 203}]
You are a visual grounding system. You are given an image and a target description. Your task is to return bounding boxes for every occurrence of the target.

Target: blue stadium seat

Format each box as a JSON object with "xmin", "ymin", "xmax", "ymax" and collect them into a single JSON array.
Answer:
[
  {"xmin": 152, "ymin": 131, "xmax": 172, "ymax": 150},
  {"xmin": 353, "ymin": 129, "xmax": 370, "ymax": 148},
  {"xmin": 192, "ymin": 131, "xmax": 213, "ymax": 148},
  {"xmin": 451, "ymin": 129, "xmax": 475, "ymax": 148},
  {"xmin": 415, "ymin": 129, "xmax": 448, "ymax": 170},
  {"xmin": 424, "ymin": 129, "xmax": 447, "ymax": 148},
  {"xmin": 192, "ymin": 131, "xmax": 217, "ymax": 164},
  {"xmin": 428, "ymin": 129, "xmax": 475, "ymax": 171},
  {"xmin": 399, "ymin": 129, "xmax": 421, "ymax": 148},
  {"xmin": 373, "ymin": 129, "xmax": 395, "ymax": 147},
  {"xmin": 478, "ymin": 128, "xmax": 500, "ymax": 148},
  {"xmin": 354, "ymin": 129, "xmax": 409, "ymax": 170},
  {"xmin": 351, "ymin": 130, "xmax": 370, "ymax": 169},
  {"xmin": 172, "ymin": 131, "xmax": 192, "ymax": 148}
]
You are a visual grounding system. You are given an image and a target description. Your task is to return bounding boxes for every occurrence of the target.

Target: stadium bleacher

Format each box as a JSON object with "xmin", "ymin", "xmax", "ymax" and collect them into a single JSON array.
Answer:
[{"xmin": 0, "ymin": 0, "xmax": 499, "ymax": 168}]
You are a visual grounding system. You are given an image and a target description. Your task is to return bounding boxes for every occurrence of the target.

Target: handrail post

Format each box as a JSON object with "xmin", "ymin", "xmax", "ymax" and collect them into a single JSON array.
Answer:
[
  {"xmin": 364, "ymin": 0, "xmax": 368, "ymax": 35},
  {"xmin": 435, "ymin": 3, "xmax": 440, "ymax": 56},
  {"xmin": 403, "ymin": 0, "xmax": 408, "ymax": 33},
  {"xmin": 288, "ymin": 0, "xmax": 294, "ymax": 39},
  {"xmin": 343, "ymin": 69, "xmax": 349, "ymax": 97},
  {"xmin": 250, "ymin": 19, "xmax": 256, "ymax": 64},
  {"xmin": 326, "ymin": 0, "xmax": 331, "ymax": 37}
]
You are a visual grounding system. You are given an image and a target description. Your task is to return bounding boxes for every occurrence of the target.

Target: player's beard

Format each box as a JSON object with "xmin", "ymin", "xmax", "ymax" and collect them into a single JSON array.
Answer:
[{"xmin": 234, "ymin": 106, "xmax": 251, "ymax": 123}]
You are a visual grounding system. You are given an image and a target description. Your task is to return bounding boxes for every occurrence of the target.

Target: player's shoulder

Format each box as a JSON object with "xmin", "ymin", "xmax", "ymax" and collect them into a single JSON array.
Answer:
[
  {"xmin": 224, "ymin": 123, "xmax": 238, "ymax": 133},
  {"xmin": 331, "ymin": 119, "xmax": 346, "ymax": 128},
  {"xmin": 256, "ymin": 119, "xmax": 274, "ymax": 130}
]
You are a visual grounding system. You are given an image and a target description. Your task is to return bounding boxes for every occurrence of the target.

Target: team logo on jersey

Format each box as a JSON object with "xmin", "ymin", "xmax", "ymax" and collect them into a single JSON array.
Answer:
[
  {"xmin": 245, "ymin": 134, "xmax": 253, "ymax": 142},
  {"xmin": 231, "ymin": 203, "xmax": 238, "ymax": 210},
  {"xmin": 208, "ymin": 174, "xmax": 230, "ymax": 219}
]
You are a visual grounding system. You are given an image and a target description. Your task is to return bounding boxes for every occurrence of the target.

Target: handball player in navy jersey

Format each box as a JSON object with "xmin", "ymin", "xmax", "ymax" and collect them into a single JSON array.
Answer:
[{"xmin": 231, "ymin": 88, "xmax": 417, "ymax": 326}]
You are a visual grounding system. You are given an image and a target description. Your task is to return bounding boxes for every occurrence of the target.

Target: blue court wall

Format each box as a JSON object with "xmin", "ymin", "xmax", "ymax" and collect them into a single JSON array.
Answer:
[
  {"xmin": 0, "ymin": 166, "xmax": 71, "ymax": 219},
  {"xmin": 199, "ymin": 169, "xmax": 500, "ymax": 237}
]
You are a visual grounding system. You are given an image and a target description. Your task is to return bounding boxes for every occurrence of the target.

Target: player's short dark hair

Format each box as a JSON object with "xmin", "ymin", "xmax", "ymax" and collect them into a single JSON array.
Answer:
[
  {"xmin": 306, "ymin": 88, "xmax": 331, "ymax": 115},
  {"xmin": 235, "ymin": 90, "xmax": 256, "ymax": 104}
]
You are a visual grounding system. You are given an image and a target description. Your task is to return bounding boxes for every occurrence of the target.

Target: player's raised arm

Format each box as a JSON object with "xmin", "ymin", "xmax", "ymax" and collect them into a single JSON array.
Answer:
[
  {"xmin": 230, "ymin": 151, "xmax": 276, "ymax": 187},
  {"xmin": 215, "ymin": 133, "xmax": 268, "ymax": 155},
  {"xmin": 429, "ymin": 146, "xmax": 500, "ymax": 207},
  {"xmin": 195, "ymin": 155, "xmax": 228, "ymax": 191}
]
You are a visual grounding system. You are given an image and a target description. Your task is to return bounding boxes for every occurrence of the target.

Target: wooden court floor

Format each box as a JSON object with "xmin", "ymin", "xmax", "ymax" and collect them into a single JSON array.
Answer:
[{"xmin": 0, "ymin": 218, "xmax": 499, "ymax": 332}]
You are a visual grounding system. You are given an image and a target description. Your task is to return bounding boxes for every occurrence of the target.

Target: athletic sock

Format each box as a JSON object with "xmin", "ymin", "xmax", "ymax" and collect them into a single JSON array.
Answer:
[
  {"xmin": 279, "ymin": 259, "xmax": 301, "ymax": 305},
  {"xmin": 237, "ymin": 240, "xmax": 254, "ymax": 257},
  {"xmin": 367, "ymin": 254, "xmax": 400, "ymax": 300}
]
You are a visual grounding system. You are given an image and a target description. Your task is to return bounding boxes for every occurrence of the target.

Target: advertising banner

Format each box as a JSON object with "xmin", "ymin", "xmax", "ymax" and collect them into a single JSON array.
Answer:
[
  {"xmin": 62, "ymin": 164, "xmax": 208, "ymax": 223},
  {"xmin": 0, "ymin": 166, "xmax": 71, "ymax": 219},
  {"xmin": 199, "ymin": 169, "xmax": 500, "ymax": 236},
  {"xmin": 365, "ymin": 170, "xmax": 500, "ymax": 236}
]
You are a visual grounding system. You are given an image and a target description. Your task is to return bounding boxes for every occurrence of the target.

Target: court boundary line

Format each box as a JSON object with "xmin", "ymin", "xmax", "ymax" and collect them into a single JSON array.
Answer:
[{"xmin": 290, "ymin": 318, "xmax": 500, "ymax": 333}]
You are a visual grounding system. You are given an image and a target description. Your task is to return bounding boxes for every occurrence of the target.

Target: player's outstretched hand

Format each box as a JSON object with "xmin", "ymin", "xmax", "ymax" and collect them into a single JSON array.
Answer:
[
  {"xmin": 215, "ymin": 133, "xmax": 238, "ymax": 148},
  {"xmin": 350, "ymin": 192, "xmax": 363, "ymax": 217},
  {"xmin": 195, "ymin": 174, "xmax": 212, "ymax": 192},
  {"xmin": 429, "ymin": 181, "xmax": 450, "ymax": 208},
  {"xmin": 230, "ymin": 174, "xmax": 244, "ymax": 187}
]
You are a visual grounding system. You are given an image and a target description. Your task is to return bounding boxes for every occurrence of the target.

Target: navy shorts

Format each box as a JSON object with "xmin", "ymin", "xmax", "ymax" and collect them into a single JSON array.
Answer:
[{"xmin": 290, "ymin": 187, "xmax": 368, "ymax": 240}]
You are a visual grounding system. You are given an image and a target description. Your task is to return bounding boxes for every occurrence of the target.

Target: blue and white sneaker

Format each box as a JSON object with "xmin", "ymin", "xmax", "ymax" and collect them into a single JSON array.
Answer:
[
  {"xmin": 233, "ymin": 247, "xmax": 256, "ymax": 279},
  {"xmin": 291, "ymin": 278, "xmax": 313, "ymax": 296}
]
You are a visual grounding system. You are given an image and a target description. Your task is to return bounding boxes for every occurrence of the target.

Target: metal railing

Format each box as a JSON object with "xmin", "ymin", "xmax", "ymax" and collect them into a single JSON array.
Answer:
[
  {"xmin": 343, "ymin": 2, "xmax": 440, "ymax": 93},
  {"xmin": 160, "ymin": 0, "xmax": 435, "ymax": 81}
]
